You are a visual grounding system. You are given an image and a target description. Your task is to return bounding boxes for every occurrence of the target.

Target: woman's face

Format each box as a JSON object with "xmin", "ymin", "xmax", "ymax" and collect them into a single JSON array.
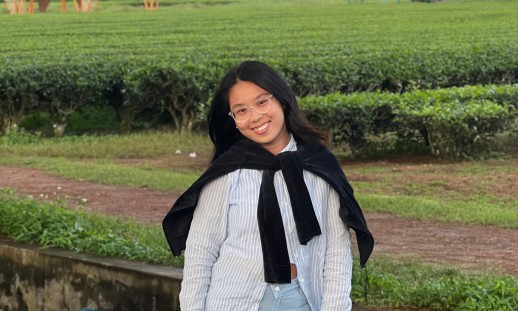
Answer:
[{"xmin": 228, "ymin": 80, "xmax": 290, "ymax": 155}]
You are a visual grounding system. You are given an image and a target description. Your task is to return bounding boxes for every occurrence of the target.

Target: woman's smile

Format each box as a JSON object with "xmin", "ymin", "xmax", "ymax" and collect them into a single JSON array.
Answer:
[{"xmin": 252, "ymin": 121, "xmax": 271, "ymax": 134}]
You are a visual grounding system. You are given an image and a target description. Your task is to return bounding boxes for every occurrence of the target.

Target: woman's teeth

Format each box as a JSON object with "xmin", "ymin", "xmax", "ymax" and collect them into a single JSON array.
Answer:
[{"xmin": 254, "ymin": 122, "xmax": 269, "ymax": 133}]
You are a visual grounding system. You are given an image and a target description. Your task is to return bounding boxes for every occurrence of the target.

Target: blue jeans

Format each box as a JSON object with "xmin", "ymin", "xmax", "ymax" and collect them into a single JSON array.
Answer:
[{"xmin": 258, "ymin": 278, "xmax": 311, "ymax": 311}]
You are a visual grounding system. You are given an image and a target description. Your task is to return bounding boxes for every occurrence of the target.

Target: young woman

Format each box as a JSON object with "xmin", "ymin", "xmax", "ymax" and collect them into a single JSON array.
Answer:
[{"xmin": 163, "ymin": 61, "xmax": 374, "ymax": 311}]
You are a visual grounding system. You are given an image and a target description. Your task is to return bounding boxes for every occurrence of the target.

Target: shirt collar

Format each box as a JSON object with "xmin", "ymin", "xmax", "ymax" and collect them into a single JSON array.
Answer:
[{"xmin": 279, "ymin": 134, "xmax": 297, "ymax": 153}]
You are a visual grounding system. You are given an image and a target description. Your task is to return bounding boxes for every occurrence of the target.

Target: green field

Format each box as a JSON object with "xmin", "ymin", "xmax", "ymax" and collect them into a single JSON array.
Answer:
[
  {"xmin": 1, "ymin": 0, "xmax": 517, "ymax": 66},
  {"xmin": 1, "ymin": 1, "xmax": 518, "ymax": 309}
]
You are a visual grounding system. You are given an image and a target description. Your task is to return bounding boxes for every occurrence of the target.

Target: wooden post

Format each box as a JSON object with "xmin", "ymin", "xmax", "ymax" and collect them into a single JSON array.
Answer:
[
  {"xmin": 38, "ymin": 0, "xmax": 51, "ymax": 12},
  {"xmin": 5, "ymin": 0, "xmax": 13, "ymax": 14},
  {"xmin": 72, "ymin": 0, "xmax": 79, "ymax": 12},
  {"xmin": 143, "ymin": 0, "xmax": 159, "ymax": 11}
]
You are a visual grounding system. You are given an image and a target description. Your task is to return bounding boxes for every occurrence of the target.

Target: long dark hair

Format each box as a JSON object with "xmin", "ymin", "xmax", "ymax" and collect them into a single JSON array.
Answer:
[{"xmin": 208, "ymin": 61, "xmax": 325, "ymax": 162}]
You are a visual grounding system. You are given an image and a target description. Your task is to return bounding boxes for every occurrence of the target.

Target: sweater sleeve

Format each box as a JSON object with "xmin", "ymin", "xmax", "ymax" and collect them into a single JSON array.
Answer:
[
  {"xmin": 179, "ymin": 175, "xmax": 229, "ymax": 311},
  {"xmin": 321, "ymin": 188, "xmax": 354, "ymax": 310}
]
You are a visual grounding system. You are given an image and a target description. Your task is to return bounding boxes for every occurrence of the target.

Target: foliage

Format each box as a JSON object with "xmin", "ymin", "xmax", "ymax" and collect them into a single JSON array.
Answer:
[
  {"xmin": 35, "ymin": 64, "xmax": 106, "ymax": 137},
  {"xmin": 1, "ymin": 1, "xmax": 518, "ymax": 136},
  {"xmin": 397, "ymin": 99, "xmax": 513, "ymax": 158},
  {"xmin": 1, "ymin": 1, "xmax": 517, "ymax": 93},
  {"xmin": 123, "ymin": 63, "xmax": 222, "ymax": 132},
  {"xmin": 66, "ymin": 105, "xmax": 119, "ymax": 135},
  {"xmin": 0, "ymin": 190, "xmax": 182, "ymax": 266},
  {"xmin": 301, "ymin": 91, "xmax": 397, "ymax": 150},
  {"xmin": 0, "ymin": 65, "xmax": 39, "ymax": 134},
  {"xmin": 353, "ymin": 259, "xmax": 518, "ymax": 310},
  {"xmin": 3, "ymin": 78, "xmax": 516, "ymax": 158},
  {"xmin": 300, "ymin": 85, "xmax": 517, "ymax": 158},
  {"xmin": 0, "ymin": 189, "xmax": 516, "ymax": 311}
]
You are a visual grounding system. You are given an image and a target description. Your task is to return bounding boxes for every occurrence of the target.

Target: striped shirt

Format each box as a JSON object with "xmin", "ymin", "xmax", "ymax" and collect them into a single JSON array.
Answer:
[{"xmin": 180, "ymin": 135, "xmax": 353, "ymax": 311}]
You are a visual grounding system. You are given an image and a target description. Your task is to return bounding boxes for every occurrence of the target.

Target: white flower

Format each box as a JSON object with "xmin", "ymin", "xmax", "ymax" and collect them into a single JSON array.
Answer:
[
  {"xmin": 175, "ymin": 149, "xmax": 182, "ymax": 154},
  {"xmin": 57, "ymin": 186, "xmax": 62, "ymax": 191},
  {"xmin": 81, "ymin": 198, "xmax": 88, "ymax": 203},
  {"xmin": 28, "ymin": 195, "xmax": 33, "ymax": 199},
  {"xmin": 189, "ymin": 152, "xmax": 197, "ymax": 158}
]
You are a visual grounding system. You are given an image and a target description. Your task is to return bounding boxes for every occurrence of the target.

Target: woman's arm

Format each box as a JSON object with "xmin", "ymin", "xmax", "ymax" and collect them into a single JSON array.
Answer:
[
  {"xmin": 179, "ymin": 175, "xmax": 229, "ymax": 311},
  {"xmin": 321, "ymin": 188, "xmax": 354, "ymax": 310}
]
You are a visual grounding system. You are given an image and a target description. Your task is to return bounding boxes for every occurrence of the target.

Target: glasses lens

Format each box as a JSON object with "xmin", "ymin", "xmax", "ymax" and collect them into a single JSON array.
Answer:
[
  {"xmin": 254, "ymin": 96, "xmax": 272, "ymax": 114},
  {"xmin": 230, "ymin": 95, "xmax": 273, "ymax": 123},
  {"xmin": 234, "ymin": 113, "xmax": 248, "ymax": 122}
]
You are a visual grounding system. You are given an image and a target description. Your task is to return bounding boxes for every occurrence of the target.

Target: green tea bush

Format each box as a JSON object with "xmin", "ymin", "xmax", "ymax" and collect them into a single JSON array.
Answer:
[
  {"xmin": 301, "ymin": 92, "xmax": 397, "ymax": 151},
  {"xmin": 299, "ymin": 85, "xmax": 517, "ymax": 158},
  {"xmin": 397, "ymin": 99, "xmax": 513, "ymax": 158},
  {"xmin": 123, "ymin": 63, "xmax": 222, "ymax": 132},
  {"xmin": 19, "ymin": 112, "xmax": 53, "ymax": 135},
  {"xmin": 66, "ymin": 105, "xmax": 119, "ymax": 135}
]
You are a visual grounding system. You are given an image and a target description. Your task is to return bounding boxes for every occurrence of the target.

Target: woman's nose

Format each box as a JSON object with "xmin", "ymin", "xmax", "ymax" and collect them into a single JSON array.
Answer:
[{"xmin": 249, "ymin": 108, "xmax": 263, "ymax": 122}]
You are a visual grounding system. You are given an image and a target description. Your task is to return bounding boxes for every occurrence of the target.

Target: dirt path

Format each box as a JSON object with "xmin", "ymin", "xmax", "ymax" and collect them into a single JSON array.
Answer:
[{"xmin": 1, "ymin": 165, "xmax": 517, "ymax": 276}]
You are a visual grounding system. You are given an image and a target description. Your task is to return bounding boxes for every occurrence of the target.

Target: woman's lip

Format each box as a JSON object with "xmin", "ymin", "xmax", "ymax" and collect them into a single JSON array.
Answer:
[{"xmin": 252, "ymin": 121, "xmax": 270, "ymax": 134}]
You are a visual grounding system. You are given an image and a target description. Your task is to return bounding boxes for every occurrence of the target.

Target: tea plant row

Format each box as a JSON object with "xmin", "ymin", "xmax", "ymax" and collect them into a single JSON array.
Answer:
[{"xmin": 1, "ymin": 61, "xmax": 515, "ymax": 157}]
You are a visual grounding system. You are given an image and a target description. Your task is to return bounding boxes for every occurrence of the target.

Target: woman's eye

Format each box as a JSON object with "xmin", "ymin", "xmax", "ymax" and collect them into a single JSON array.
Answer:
[
  {"xmin": 257, "ymin": 99, "xmax": 268, "ymax": 106},
  {"xmin": 235, "ymin": 108, "xmax": 247, "ymax": 114}
]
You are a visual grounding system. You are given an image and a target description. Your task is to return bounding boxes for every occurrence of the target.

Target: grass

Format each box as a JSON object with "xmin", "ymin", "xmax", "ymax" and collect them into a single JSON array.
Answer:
[
  {"xmin": 359, "ymin": 256, "xmax": 518, "ymax": 310},
  {"xmin": 1, "ymin": 131, "xmax": 516, "ymax": 228},
  {"xmin": 0, "ymin": 156, "xmax": 200, "ymax": 192},
  {"xmin": 358, "ymin": 194, "xmax": 518, "ymax": 228},
  {"xmin": 0, "ymin": 131, "xmax": 212, "ymax": 160},
  {"xmin": 0, "ymin": 189, "xmax": 182, "ymax": 266}
]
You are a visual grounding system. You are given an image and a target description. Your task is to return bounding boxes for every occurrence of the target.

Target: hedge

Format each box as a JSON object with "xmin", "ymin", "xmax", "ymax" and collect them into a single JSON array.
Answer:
[
  {"xmin": 2, "ymin": 70, "xmax": 516, "ymax": 157},
  {"xmin": 300, "ymin": 85, "xmax": 517, "ymax": 158}
]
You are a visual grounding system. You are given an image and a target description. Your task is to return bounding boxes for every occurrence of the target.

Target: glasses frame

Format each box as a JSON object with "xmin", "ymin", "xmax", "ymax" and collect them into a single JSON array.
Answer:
[{"xmin": 228, "ymin": 94, "xmax": 274, "ymax": 123}]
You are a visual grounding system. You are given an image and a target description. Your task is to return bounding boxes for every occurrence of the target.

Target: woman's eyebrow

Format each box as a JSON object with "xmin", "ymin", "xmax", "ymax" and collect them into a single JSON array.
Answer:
[
  {"xmin": 254, "ymin": 92, "xmax": 270, "ymax": 101},
  {"xmin": 231, "ymin": 93, "xmax": 270, "ymax": 107}
]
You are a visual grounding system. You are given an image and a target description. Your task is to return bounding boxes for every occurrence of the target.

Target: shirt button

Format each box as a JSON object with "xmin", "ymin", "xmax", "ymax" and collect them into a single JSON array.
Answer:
[{"xmin": 274, "ymin": 286, "xmax": 280, "ymax": 292}]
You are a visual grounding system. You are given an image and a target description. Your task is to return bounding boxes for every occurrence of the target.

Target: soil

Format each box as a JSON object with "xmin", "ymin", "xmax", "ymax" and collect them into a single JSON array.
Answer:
[{"xmin": 1, "ymin": 164, "xmax": 517, "ymax": 277}]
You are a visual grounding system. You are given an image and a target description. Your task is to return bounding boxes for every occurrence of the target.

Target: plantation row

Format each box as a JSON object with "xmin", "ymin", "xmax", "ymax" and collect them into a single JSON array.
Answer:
[
  {"xmin": 2, "ymin": 1, "xmax": 517, "ymax": 64},
  {"xmin": 1, "ymin": 2, "xmax": 517, "ymax": 157},
  {"xmin": 300, "ymin": 86, "xmax": 517, "ymax": 157},
  {"xmin": 0, "ymin": 1, "xmax": 517, "ymax": 94},
  {"xmin": 1, "ymin": 61, "xmax": 515, "ymax": 157}
]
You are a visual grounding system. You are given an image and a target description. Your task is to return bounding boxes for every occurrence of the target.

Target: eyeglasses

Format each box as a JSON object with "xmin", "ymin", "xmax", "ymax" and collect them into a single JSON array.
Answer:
[{"xmin": 228, "ymin": 94, "xmax": 274, "ymax": 123}]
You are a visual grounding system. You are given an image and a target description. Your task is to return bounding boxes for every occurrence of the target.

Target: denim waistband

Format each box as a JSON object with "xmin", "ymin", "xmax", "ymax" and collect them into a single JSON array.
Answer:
[{"xmin": 268, "ymin": 278, "xmax": 300, "ymax": 298}]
